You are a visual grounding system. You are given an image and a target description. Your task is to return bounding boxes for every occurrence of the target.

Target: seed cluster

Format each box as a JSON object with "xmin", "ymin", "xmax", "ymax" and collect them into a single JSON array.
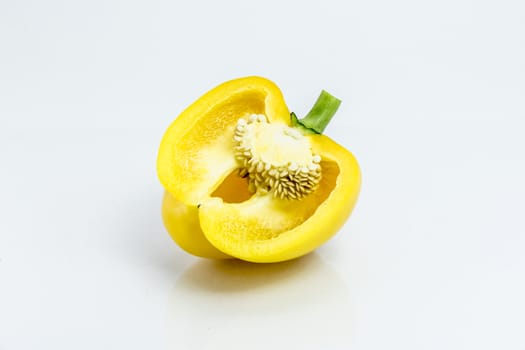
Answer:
[{"xmin": 233, "ymin": 114, "xmax": 322, "ymax": 200}]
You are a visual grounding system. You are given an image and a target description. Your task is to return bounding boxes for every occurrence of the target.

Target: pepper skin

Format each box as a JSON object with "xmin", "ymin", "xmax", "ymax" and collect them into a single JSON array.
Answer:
[{"xmin": 157, "ymin": 77, "xmax": 360, "ymax": 263}]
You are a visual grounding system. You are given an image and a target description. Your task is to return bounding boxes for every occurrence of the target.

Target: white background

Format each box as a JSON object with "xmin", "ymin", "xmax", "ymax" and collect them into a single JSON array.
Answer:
[{"xmin": 1, "ymin": 0, "xmax": 524, "ymax": 349}]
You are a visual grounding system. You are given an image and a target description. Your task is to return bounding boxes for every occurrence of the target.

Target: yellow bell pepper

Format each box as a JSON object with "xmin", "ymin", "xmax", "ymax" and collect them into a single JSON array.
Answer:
[{"xmin": 157, "ymin": 77, "xmax": 360, "ymax": 263}]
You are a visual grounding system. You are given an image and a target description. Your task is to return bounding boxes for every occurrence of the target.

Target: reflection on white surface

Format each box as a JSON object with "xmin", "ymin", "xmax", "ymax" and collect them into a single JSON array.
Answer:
[{"xmin": 170, "ymin": 254, "xmax": 352, "ymax": 349}]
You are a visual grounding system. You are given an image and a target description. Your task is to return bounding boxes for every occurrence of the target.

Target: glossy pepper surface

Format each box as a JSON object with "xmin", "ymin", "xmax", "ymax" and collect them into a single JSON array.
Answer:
[{"xmin": 157, "ymin": 77, "xmax": 360, "ymax": 263}]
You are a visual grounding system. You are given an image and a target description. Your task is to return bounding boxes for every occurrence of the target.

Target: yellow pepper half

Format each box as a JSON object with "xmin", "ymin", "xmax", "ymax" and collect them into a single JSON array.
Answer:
[{"xmin": 157, "ymin": 77, "xmax": 360, "ymax": 263}]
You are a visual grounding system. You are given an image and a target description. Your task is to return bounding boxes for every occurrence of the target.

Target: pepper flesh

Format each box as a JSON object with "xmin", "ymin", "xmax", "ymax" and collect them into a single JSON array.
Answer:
[{"xmin": 157, "ymin": 77, "xmax": 360, "ymax": 263}]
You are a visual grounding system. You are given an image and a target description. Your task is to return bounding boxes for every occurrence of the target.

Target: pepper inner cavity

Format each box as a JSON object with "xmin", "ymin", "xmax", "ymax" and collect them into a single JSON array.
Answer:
[{"xmin": 233, "ymin": 114, "xmax": 321, "ymax": 200}]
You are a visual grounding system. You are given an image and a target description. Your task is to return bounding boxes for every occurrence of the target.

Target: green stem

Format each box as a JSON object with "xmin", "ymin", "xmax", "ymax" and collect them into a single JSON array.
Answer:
[{"xmin": 291, "ymin": 90, "xmax": 341, "ymax": 135}]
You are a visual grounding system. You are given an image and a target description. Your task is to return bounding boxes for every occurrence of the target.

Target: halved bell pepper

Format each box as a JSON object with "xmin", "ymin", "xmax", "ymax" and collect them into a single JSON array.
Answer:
[{"xmin": 157, "ymin": 76, "xmax": 360, "ymax": 263}]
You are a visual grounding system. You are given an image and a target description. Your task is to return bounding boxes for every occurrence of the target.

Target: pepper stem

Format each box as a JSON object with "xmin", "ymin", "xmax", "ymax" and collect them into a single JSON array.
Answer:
[{"xmin": 291, "ymin": 90, "xmax": 342, "ymax": 135}]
